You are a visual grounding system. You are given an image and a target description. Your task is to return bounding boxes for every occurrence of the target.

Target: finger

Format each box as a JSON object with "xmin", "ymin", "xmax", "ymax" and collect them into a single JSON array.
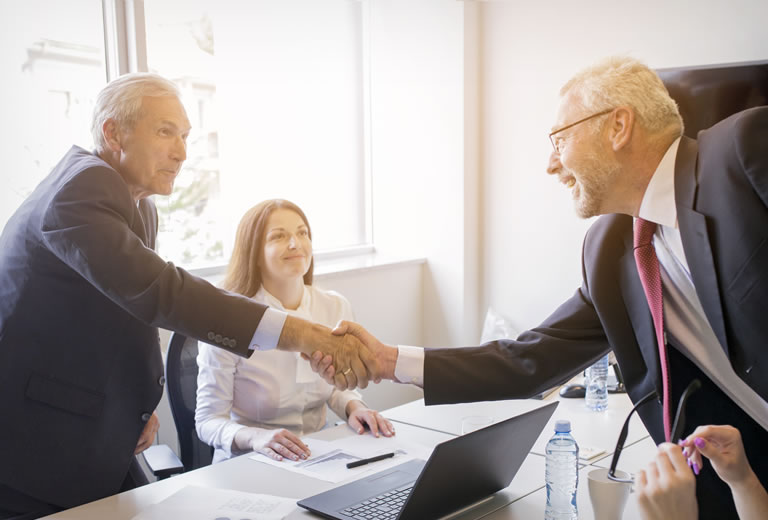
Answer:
[
  {"xmin": 348, "ymin": 414, "xmax": 365, "ymax": 434},
  {"xmin": 350, "ymin": 355, "xmax": 368, "ymax": 389},
  {"xmin": 362, "ymin": 412, "xmax": 381, "ymax": 438},
  {"xmin": 271, "ymin": 440, "xmax": 301, "ymax": 461},
  {"xmin": 322, "ymin": 361, "xmax": 336, "ymax": 385},
  {"xmin": 343, "ymin": 366, "xmax": 358, "ymax": 390},
  {"xmin": 332, "ymin": 320, "xmax": 349, "ymax": 335},
  {"xmin": 636, "ymin": 468, "xmax": 648, "ymax": 489},
  {"xmin": 381, "ymin": 418, "xmax": 395, "ymax": 437},
  {"xmin": 334, "ymin": 372, "xmax": 350, "ymax": 391},
  {"xmin": 278, "ymin": 430, "xmax": 310, "ymax": 458},
  {"xmin": 654, "ymin": 446, "xmax": 676, "ymax": 480},
  {"xmin": 660, "ymin": 443, "xmax": 691, "ymax": 474},
  {"xmin": 308, "ymin": 351, "xmax": 324, "ymax": 371},
  {"xmin": 260, "ymin": 446, "xmax": 283, "ymax": 461}
]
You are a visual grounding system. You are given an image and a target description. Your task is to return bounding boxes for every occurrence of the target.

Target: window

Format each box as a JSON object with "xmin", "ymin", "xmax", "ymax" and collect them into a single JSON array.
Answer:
[
  {"xmin": 144, "ymin": 0, "xmax": 370, "ymax": 269},
  {"xmin": 0, "ymin": 0, "xmax": 371, "ymax": 270},
  {"xmin": 0, "ymin": 0, "xmax": 106, "ymax": 228}
]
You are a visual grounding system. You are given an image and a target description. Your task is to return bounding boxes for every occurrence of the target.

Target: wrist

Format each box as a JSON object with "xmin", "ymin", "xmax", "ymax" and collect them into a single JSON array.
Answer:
[
  {"xmin": 381, "ymin": 345, "xmax": 399, "ymax": 380},
  {"xmin": 728, "ymin": 468, "xmax": 761, "ymax": 495},
  {"xmin": 345, "ymin": 399, "xmax": 364, "ymax": 418}
]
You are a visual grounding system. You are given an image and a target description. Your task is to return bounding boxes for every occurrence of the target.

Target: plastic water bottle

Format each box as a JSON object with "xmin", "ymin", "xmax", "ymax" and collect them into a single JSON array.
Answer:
[
  {"xmin": 545, "ymin": 419, "xmax": 579, "ymax": 520},
  {"xmin": 585, "ymin": 354, "xmax": 609, "ymax": 411}
]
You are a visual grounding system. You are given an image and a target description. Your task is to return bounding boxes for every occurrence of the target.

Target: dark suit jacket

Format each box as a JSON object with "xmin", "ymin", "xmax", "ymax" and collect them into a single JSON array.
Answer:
[
  {"xmin": 0, "ymin": 146, "xmax": 269, "ymax": 508},
  {"xmin": 424, "ymin": 107, "xmax": 768, "ymax": 519}
]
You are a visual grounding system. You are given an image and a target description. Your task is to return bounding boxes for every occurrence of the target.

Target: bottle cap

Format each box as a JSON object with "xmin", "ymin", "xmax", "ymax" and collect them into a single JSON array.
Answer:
[{"xmin": 554, "ymin": 419, "xmax": 571, "ymax": 433}]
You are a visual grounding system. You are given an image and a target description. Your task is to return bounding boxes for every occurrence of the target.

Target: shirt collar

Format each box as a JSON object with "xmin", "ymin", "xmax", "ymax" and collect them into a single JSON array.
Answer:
[{"xmin": 637, "ymin": 136, "xmax": 681, "ymax": 229}]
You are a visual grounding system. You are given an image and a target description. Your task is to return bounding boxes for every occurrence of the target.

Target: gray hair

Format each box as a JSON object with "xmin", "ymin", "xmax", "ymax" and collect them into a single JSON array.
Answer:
[
  {"xmin": 561, "ymin": 56, "xmax": 684, "ymax": 137},
  {"xmin": 91, "ymin": 72, "xmax": 181, "ymax": 154}
]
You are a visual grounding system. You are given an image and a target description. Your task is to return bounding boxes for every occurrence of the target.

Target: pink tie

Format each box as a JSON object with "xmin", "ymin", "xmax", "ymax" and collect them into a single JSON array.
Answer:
[{"xmin": 633, "ymin": 218, "xmax": 672, "ymax": 442}]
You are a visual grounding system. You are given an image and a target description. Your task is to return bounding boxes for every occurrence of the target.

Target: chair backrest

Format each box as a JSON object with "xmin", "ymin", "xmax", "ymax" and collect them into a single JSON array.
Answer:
[{"xmin": 165, "ymin": 332, "xmax": 213, "ymax": 471}]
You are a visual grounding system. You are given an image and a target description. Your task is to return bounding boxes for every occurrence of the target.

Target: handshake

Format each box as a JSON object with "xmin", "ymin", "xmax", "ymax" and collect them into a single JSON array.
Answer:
[{"xmin": 281, "ymin": 316, "xmax": 398, "ymax": 390}]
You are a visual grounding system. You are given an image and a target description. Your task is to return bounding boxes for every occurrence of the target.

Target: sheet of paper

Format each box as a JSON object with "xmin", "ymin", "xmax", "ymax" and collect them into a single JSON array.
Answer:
[
  {"xmin": 249, "ymin": 436, "xmax": 431, "ymax": 483},
  {"xmin": 131, "ymin": 485, "xmax": 297, "ymax": 520}
]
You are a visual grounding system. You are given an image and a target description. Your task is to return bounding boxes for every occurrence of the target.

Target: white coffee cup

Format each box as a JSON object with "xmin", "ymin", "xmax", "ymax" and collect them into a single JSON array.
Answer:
[{"xmin": 587, "ymin": 467, "xmax": 632, "ymax": 520}]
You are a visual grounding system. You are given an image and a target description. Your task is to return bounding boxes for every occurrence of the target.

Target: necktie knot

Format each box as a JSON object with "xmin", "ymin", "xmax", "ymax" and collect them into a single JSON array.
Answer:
[{"xmin": 634, "ymin": 218, "xmax": 657, "ymax": 249}]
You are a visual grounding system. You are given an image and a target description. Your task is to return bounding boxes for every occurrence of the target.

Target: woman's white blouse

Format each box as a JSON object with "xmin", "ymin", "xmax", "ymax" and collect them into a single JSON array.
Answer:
[{"xmin": 195, "ymin": 285, "xmax": 362, "ymax": 463}]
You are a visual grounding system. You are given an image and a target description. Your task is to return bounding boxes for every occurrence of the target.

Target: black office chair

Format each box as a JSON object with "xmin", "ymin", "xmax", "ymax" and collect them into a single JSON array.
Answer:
[
  {"xmin": 165, "ymin": 331, "xmax": 214, "ymax": 472},
  {"xmin": 143, "ymin": 332, "xmax": 213, "ymax": 479}
]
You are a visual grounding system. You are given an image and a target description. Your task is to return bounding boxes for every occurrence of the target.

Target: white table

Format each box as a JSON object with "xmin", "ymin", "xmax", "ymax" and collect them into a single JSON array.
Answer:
[
  {"xmin": 42, "ymin": 393, "xmax": 653, "ymax": 520},
  {"xmin": 384, "ymin": 392, "xmax": 648, "ymax": 457}
]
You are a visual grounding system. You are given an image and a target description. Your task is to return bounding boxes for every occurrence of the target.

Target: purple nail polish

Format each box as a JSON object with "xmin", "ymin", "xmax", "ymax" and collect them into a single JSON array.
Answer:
[
  {"xmin": 677, "ymin": 439, "xmax": 685, "ymax": 446},
  {"xmin": 694, "ymin": 437, "xmax": 705, "ymax": 449},
  {"xmin": 693, "ymin": 462, "xmax": 700, "ymax": 475},
  {"xmin": 687, "ymin": 458, "xmax": 692, "ymax": 467}
]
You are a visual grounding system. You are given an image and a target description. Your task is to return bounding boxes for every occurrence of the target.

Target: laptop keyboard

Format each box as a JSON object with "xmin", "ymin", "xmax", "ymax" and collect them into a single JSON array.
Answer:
[{"xmin": 339, "ymin": 483, "xmax": 414, "ymax": 519}]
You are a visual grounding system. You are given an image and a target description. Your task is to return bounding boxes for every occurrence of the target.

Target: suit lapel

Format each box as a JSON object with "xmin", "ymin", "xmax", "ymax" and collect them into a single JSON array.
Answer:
[{"xmin": 674, "ymin": 137, "xmax": 730, "ymax": 356}]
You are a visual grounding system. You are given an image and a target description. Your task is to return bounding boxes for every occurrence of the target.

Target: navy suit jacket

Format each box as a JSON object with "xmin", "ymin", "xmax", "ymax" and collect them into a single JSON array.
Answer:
[
  {"xmin": 0, "ymin": 147, "xmax": 269, "ymax": 508},
  {"xmin": 424, "ymin": 107, "xmax": 768, "ymax": 519}
]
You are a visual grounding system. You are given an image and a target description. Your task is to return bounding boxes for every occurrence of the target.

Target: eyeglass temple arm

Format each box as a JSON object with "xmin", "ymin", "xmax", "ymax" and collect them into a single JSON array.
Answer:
[
  {"xmin": 670, "ymin": 379, "xmax": 702, "ymax": 443},
  {"xmin": 608, "ymin": 391, "xmax": 657, "ymax": 476}
]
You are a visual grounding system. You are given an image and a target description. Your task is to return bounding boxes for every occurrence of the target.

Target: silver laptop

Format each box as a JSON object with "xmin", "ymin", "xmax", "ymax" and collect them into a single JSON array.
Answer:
[{"xmin": 298, "ymin": 401, "xmax": 558, "ymax": 520}]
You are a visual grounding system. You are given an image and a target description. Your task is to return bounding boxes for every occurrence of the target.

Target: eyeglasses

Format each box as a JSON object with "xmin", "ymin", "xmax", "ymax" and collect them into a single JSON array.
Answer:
[
  {"xmin": 607, "ymin": 379, "xmax": 702, "ymax": 483},
  {"xmin": 548, "ymin": 108, "xmax": 614, "ymax": 154}
]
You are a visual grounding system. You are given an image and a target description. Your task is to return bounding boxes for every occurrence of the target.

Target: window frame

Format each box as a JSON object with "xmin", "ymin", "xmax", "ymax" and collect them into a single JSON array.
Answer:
[{"xmin": 101, "ymin": 0, "xmax": 375, "ymax": 275}]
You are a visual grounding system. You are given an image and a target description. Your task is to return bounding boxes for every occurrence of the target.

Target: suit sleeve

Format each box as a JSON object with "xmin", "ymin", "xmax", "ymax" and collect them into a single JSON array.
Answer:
[
  {"xmin": 40, "ymin": 165, "xmax": 266, "ymax": 356},
  {"xmin": 423, "ymin": 234, "xmax": 612, "ymax": 405}
]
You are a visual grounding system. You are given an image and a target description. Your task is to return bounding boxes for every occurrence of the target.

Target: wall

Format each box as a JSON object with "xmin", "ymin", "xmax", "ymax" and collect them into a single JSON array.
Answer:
[
  {"xmin": 368, "ymin": 0, "xmax": 481, "ymax": 347},
  {"xmin": 477, "ymin": 0, "xmax": 768, "ymax": 332}
]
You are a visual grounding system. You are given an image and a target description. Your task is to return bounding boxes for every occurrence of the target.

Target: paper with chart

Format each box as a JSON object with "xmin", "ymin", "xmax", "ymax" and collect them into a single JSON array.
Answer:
[
  {"xmin": 249, "ymin": 435, "xmax": 430, "ymax": 483},
  {"xmin": 130, "ymin": 485, "xmax": 297, "ymax": 520}
]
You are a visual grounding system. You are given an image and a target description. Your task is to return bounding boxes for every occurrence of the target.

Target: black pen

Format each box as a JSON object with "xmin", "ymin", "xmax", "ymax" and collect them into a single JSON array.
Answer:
[{"xmin": 346, "ymin": 452, "xmax": 395, "ymax": 469}]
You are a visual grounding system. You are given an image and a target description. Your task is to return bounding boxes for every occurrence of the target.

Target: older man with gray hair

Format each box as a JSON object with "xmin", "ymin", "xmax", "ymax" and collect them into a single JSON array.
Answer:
[
  {"xmin": 0, "ymin": 73, "xmax": 375, "ymax": 519},
  {"xmin": 328, "ymin": 57, "xmax": 768, "ymax": 519}
]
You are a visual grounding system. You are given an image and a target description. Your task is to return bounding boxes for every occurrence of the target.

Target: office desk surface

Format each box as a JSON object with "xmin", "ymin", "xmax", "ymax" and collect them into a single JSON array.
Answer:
[
  {"xmin": 384, "ymin": 392, "xmax": 649, "ymax": 457},
  {"xmin": 42, "ymin": 421, "xmax": 547, "ymax": 520}
]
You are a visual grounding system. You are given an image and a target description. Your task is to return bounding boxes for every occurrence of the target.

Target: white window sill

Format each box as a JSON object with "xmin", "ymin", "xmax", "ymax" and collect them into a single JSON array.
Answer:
[{"xmin": 187, "ymin": 250, "xmax": 425, "ymax": 283}]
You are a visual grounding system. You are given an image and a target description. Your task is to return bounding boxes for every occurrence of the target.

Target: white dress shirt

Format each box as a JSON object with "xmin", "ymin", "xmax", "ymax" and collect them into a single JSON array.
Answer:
[
  {"xmin": 638, "ymin": 138, "xmax": 768, "ymax": 432},
  {"xmin": 395, "ymin": 138, "xmax": 768, "ymax": 433},
  {"xmin": 196, "ymin": 285, "xmax": 363, "ymax": 463}
]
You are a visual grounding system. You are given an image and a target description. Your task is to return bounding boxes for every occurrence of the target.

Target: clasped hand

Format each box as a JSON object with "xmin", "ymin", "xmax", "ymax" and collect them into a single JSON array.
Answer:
[{"xmin": 302, "ymin": 321, "xmax": 393, "ymax": 391}]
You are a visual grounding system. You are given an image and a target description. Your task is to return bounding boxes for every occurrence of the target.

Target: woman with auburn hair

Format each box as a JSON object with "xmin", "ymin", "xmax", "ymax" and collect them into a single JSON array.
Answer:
[{"xmin": 195, "ymin": 199, "xmax": 393, "ymax": 463}]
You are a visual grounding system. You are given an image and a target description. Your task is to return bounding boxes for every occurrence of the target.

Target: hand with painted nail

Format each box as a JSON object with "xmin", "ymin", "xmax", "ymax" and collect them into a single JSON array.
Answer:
[
  {"xmin": 234, "ymin": 427, "xmax": 311, "ymax": 462},
  {"xmin": 636, "ymin": 443, "xmax": 697, "ymax": 520},
  {"xmin": 346, "ymin": 400, "xmax": 396, "ymax": 438},
  {"xmin": 683, "ymin": 425, "xmax": 751, "ymax": 486},
  {"xmin": 682, "ymin": 425, "xmax": 768, "ymax": 520}
]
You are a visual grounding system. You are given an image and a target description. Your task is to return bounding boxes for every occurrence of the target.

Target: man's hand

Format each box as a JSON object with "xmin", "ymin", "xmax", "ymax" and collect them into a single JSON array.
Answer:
[
  {"xmin": 279, "ymin": 316, "xmax": 378, "ymax": 390},
  {"xmin": 302, "ymin": 321, "xmax": 399, "ymax": 389},
  {"xmin": 134, "ymin": 411, "xmax": 160, "ymax": 455}
]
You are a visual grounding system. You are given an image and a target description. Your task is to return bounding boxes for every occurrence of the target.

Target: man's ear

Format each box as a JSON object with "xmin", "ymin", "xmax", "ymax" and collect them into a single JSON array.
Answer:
[
  {"xmin": 102, "ymin": 119, "xmax": 123, "ymax": 153},
  {"xmin": 609, "ymin": 106, "xmax": 634, "ymax": 152}
]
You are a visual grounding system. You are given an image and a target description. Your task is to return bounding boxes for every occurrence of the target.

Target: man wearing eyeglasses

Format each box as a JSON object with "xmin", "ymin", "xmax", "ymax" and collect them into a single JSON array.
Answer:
[{"xmin": 322, "ymin": 56, "xmax": 768, "ymax": 519}]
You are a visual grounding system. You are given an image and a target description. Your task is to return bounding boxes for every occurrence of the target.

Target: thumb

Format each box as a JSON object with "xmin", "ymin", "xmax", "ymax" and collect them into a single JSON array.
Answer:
[{"xmin": 332, "ymin": 320, "xmax": 350, "ymax": 335}]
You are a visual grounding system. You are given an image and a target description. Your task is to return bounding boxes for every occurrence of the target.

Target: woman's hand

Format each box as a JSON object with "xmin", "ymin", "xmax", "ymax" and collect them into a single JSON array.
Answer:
[
  {"xmin": 680, "ymin": 425, "xmax": 754, "ymax": 487},
  {"xmin": 234, "ymin": 427, "xmax": 310, "ymax": 462},
  {"xmin": 636, "ymin": 442, "xmax": 698, "ymax": 520},
  {"xmin": 346, "ymin": 401, "xmax": 395, "ymax": 438}
]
